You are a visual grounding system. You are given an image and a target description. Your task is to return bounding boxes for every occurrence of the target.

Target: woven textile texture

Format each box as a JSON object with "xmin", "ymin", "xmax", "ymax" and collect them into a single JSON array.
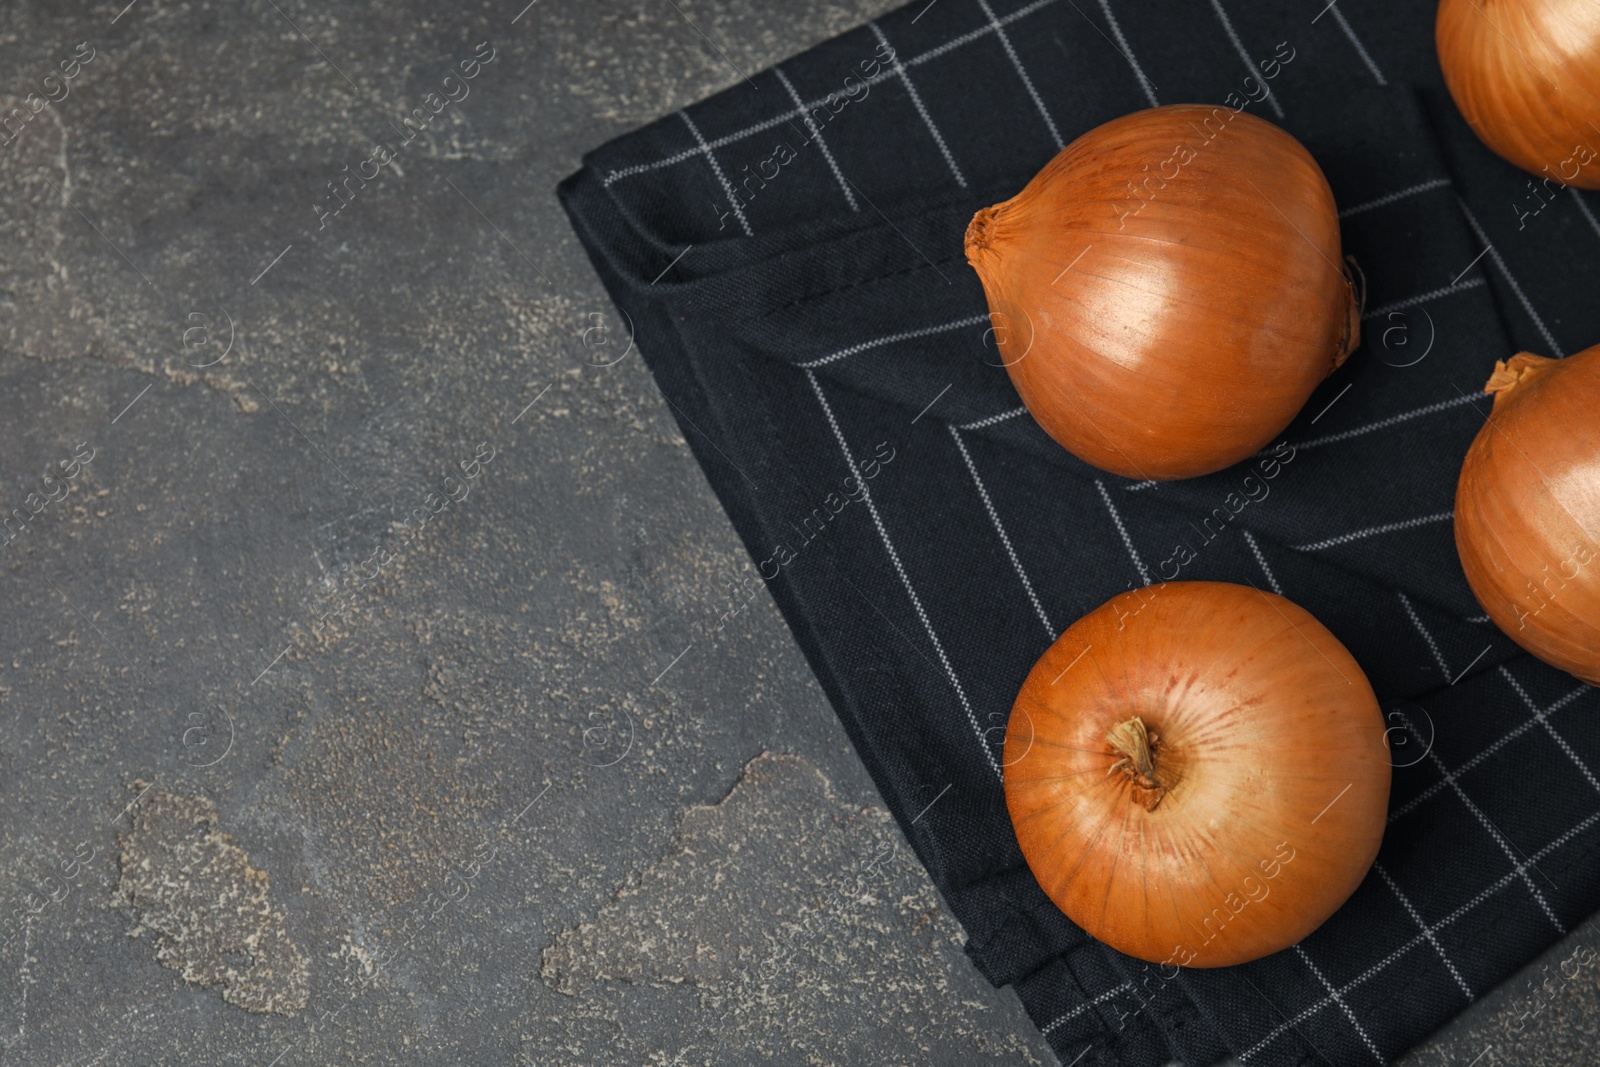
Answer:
[{"xmin": 559, "ymin": 1, "xmax": 1600, "ymax": 1063}]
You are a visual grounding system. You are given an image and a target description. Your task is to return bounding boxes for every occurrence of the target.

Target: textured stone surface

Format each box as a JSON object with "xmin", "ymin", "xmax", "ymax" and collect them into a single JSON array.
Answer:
[
  {"xmin": 536, "ymin": 753, "xmax": 1046, "ymax": 1065},
  {"xmin": 0, "ymin": 1, "xmax": 1049, "ymax": 1064},
  {"xmin": 115, "ymin": 786, "xmax": 310, "ymax": 1015}
]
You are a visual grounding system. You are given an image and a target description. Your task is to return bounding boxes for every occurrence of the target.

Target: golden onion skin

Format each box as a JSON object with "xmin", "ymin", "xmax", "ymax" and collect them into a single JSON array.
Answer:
[
  {"xmin": 964, "ymin": 105, "xmax": 1358, "ymax": 481},
  {"xmin": 1437, "ymin": 0, "xmax": 1600, "ymax": 190},
  {"xmin": 1456, "ymin": 346, "xmax": 1600, "ymax": 684},
  {"xmin": 1004, "ymin": 582, "xmax": 1390, "ymax": 968}
]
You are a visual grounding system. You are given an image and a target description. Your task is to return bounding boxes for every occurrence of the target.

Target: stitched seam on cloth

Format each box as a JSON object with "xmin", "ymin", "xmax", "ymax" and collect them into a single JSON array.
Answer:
[
  {"xmin": 1339, "ymin": 177, "xmax": 1451, "ymax": 218},
  {"xmin": 806, "ymin": 368, "xmax": 1003, "ymax": 779},
  {"xmin": 1375, "ymin": 863, "xmax": 1474, "ymax": 999},
  {"xmin": 869, "ymin": 20, "xmax": 968, "ymax": 187},
  {"xmin": 1459, "ymin": 198, "xmax": 1564, "ymax": 356},
  {"xmin": 906, "ymin": 0, "xmax": 1063, "ymax": 68},
  {"xmin": 1293, "ymin": 945, "xmax": 1383, "ymax": 1062},
  {"xmin": 950, "ymin": 425, "xmax": 1055, "ymax": 636},
  {"xmin": 798, "ymin": 313, "xmax": 990, "ymax": 368},
  {"xmin": 773, "ymin": 66, "xmax": 859, "ymax": 212},
  {"xmin": 1096, "ymin": 0, "xmax": 1160, "ymax": 108},
  {"xmin": 681, "ymin": 110, "xmax": 753, "ymax": 237},
  {"xmin": 758, "ymin": 251, "xmax": 968, "ymax": 319},
  {"xmin": 977, "ymin": 0, "xmax": 1064, "ymax": 150},
  {"xmin": 602, "ymin": 143, "xmax": 710, "ymax": 184},
  {"xmin": 1239, "ymin": 809, "xmax": 1600, "ymax": 1060},
  {"xmin": 1040, "ymin": 981, "xmax": 1133, "ymax": 1035}
]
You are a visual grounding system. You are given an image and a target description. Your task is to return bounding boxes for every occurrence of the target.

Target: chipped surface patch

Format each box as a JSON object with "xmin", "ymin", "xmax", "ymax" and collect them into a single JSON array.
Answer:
[
  {"xmin": 115, "ymin": 786, "xmax": 309, "ymax": 1016},
  {"xmin": 535, "ymin": 754, "xmax": 1043, "ymax": 1065}
]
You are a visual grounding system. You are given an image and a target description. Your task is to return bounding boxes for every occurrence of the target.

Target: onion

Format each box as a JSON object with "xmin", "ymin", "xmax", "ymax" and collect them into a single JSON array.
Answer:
[
  {"xmin": 1455, "ymin": 346, "xmax": 1600, "ymax": 684},
  {"xmin": 964, "ymin": 105, "xmax": 1359, "ymax": 481},
  {"xmin": 1004, "ymin": 581, "xmax": 1390, "ymax": 967},
  {"xmin": 1437, "ymin": 0, "xmax": 1600, "ymax": 189}
]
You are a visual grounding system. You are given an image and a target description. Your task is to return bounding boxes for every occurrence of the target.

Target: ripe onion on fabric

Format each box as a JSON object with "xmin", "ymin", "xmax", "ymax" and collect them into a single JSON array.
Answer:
[
  {"xmin": 1437, "ymin": 0, "xmax": 1600, "ymax": 189},
  {"xmin": 964, "ymin": 105, "xmax": 1360, "ymax": 481},
  {"xmin": 1003, "ymin": 581, "xmax": 1390, "ymax": 967},
  {"xmin": 1455, "ymin": 346, "xmax": 1600, "ymax": 684}
]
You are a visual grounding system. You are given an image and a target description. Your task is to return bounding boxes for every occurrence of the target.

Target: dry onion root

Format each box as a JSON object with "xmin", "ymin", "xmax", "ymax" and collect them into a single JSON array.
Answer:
[
  {"xmin": 1004, "ymin": 581, "xmax": 1390, "ymax": 967},
  {"xmin": 1437, "ymin": 0, "xmax": 1600, "ymax": 189},
  {"xmin": 1455, "ymin": 346, "xmax": 1600, "ymax": 684},
  {"xmin": 964, "ymin": 104, "xmax": 1360, "ymax": 481}
]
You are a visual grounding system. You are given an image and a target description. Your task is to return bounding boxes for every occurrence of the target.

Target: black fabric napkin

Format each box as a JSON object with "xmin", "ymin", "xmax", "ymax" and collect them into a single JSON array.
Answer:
[{"xmin": 558, "ymin": 1, "xmax": 1600, "ymax": 1063}]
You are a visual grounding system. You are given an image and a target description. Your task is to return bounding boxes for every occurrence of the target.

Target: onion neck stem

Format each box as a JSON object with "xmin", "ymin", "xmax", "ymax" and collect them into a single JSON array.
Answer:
[
  {"xmin": 1332, "ymin": 256, "xmax": 1365, "ymax": 374},
  {"xmin": 964, "ymin": 203, "xmax": 1009, "ymax": 271},
  {"xmin": 1485, "ymin": 352, "xmax": 1555, "ymax": 411},
  {"xmin": 1106, "ymin": 716, "xmax": 1166, "ymax": 812}
]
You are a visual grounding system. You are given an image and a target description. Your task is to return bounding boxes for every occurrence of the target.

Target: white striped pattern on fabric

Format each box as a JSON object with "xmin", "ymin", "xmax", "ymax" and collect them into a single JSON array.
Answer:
[
  {"xmin": 1363, "ymin": 277, "xmax": 1486, "ymax": 320},
  {"xmin": 797, "ymin": 313, "xmax": 990, "ymax": 369},
  {"xmin": 1208, "ymin": 0, "xmax": 1285, "ymax": 119},
  {"xmin": 602, "ymin": 0, "xmax": 1066, "ymax": 186},
  {"xmin": 1339, "ymin": 178, "xmax": 1452, "ymax": 218},
  {"xmin": 680, "ymin": 111, "xmax": 752, "ymax": 237},
  {"xmin": 976, "ymin": 0, "xmax": 1065, "ymax": 149},
  {"xmin": 950, "ymin": 426, "xmax": 1057, "ymax": 637},
  {"xmin": 1458, "ymin": 198, "xmax": 1565, "ymax": 357},
  {"xmin": 1240, "ymin": 807, "xmax": 1600, "ymax": 1060},
  {"xmin": 1327, "ymin": 3, "xmax": 1387, "ymax": 86},
  {"xmin": 1283, "ymin": 393, "xmax": 1482, "ymax": 453},
  {"xmin": 807, "ymin": 369, "xmax": 1003, "ymax": 779},
  {"xmin": 772, "ymin": 66, "xmax": 858, "ymax": 212},
  {"xmin": 1375, "ymin": 863, "xmax": 1474, "ymax": 999},
  {"xmin": 1096, "ymin": 0, "xmax": 1159, "ymax": 108},
  {"xmin": 1293, "ymin": 512, "xmax": 1453, "ymax": 552},
  {"xmin": 868, "ymin": 20, "xmax": 969, "ymax": 188}
]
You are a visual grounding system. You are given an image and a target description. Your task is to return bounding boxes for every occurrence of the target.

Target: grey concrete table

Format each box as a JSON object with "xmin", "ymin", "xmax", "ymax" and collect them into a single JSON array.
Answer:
[{"xmin": 0, "ymin": 2, "xmax": 1592, "ymax": 1065}]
